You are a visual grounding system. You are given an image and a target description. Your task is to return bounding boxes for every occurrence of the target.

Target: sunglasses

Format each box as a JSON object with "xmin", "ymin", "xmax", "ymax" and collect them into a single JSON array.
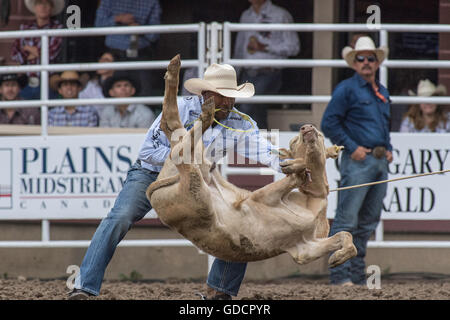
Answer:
[{"xmin": 355, "ymin": 55, "xmax": 377, "ymax": 63}]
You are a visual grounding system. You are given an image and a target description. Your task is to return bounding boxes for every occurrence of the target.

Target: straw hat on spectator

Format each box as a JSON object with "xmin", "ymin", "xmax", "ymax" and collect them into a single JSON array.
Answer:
[
  {"xmin": 341, "ymin": 36, "xmax": 389, "ymax": 67},
  {"xmin": 184, "ymin": 63, "xmax": 255, "ymax": 98},
  {"xmin": 25, "ymin": 0, "xmax": 65, "ymax": 17},
  {"xmin": 50, "ymin": 71, "xmax": 81, "ymax": 91},
  {"xmin": 408, "ymin": 79, "xmax": 447, "ymax": 96}
]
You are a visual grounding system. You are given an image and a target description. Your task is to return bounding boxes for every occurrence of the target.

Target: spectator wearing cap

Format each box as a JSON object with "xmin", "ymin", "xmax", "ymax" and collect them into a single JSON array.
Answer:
[
  {"xmin": 400, "ymin": 79, "xmax": 450, "ymax": 133},
  {"xmin": 48, "ymin": 71, "xmax": 99, "ymax": 127},
  {"xmin": 99, "ymin": 71, "xmax": 155, "ymax": 128},
  {"xmin": 11, "ymin": 0, "xmax": 64, "ymax": 100},
  {"xmin": 0, "ymin": 73, "xmax": 41, "ymax": 125}
]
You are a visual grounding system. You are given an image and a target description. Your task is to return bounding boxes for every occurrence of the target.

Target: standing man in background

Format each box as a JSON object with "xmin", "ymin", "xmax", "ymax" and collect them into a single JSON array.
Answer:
[
  {"xmin": 233, "ymin": 0, "xmax": 300, "ymax": 129},
  {"xmin": 95, "ymin": 0, "xmax": 162, "ymax": 97},
  {"xmin": 321, "ymin": 36, "xmax": 393, "ymax": 286}
]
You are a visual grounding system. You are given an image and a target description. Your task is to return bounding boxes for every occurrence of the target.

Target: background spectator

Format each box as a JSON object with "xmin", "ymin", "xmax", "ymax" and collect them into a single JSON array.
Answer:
[
  {"xmin": 321, "ymin": 36, "xmax": 392, "ymax": 286},
  {"xmin": 11, "ymin": 0, "xmax": 64, "ymax": 100},
  {"xmin": 99, "ymin": 71, "xmax": 155, "ymax": 128},
  {"xmin": 233, "ymin": 0, "xmax": 300, "ymax": 129},
  {"xmin": 0, "ymin": 73, "xmax": 41, "ymax": 125},
  {"xmin": 79, "ymin": 51, "xmax": 117, "ymax": 113},
  {"xmin": 48, "ymin": 71, "xmax": 98, "ymax": 127},
  {"xmin": 400, "ymin": 79, "xmax": 450, "ymax": 133},
  {"xmin": 94, "ymin": 0, "xmax": 162, "ymax": 98}
]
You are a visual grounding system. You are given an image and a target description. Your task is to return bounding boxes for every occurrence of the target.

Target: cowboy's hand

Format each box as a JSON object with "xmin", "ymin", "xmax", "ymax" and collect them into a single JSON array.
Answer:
[
  {"xmin": 386, "ymin": 150, "xmax": 393, "ymax": 163},
  {"xmin": 351, "ymin": 146, "xmax": 371, "ymax": 161}
]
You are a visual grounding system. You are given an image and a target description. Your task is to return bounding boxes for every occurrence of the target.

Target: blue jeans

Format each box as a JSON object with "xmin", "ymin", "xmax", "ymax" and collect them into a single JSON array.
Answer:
[
  {"xmin": 75, "ymin": 161, "xmax": 247, "ymax": 296},
  {"xmin": 207, "ymin": 259, "xmax": 247, "ymax": 297},
  {"xmin": 329, "ymin": 151, "xmax": 388, "ymax": 285},
  {"xmin": 238, "ymin": 69, "xmax": 282, "ymax": 129}
]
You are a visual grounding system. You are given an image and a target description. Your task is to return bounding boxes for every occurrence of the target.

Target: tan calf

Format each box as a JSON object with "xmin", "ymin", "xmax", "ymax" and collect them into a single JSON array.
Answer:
[{"xmin": 146, "ymin": 55, "xmax": 356, "ymax": 268}]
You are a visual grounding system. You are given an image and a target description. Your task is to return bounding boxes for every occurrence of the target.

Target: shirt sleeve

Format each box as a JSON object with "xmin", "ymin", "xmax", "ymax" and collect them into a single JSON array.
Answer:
[
  {"xmin": 94, "ymin": 0, "xmax": 116, "ymax": 27},
  {"xmin": 138, "ymin": 112, "xmax": 171, "ymax": 167},
  {"xmin": 143, "ymin": 1, "xmax": 162, "ymax": 43},
  {"xmin": 235, "ymin": 121, "xmax": 282, "ymax": 172},
  {"xmin": 265, "ymin": 12, "xmax": 300, "ymax": 57},
  {"xmin": 88, "ymin": 108, "xmax": 99, "ymax": 127},
  {"xmin": 99, "ymin": 108, "xmax": 110, "ymax": 127},
  {"xmin": 320, "ymin": 85, "xmax": 359, "ymax": 154},
  {"xmin": 11, "ymin": 25, "xmax": 26, "ymax": 65},
  {"xmin": 233, "ymin": 12, "xmax": 247, "ymax": 60},
  {"xmin": 48, "ymin": 110, "xmax": 54, "ymax": 126},
  {"xmin": 137, "ymin": 105, "xmax": 156, "ymax": 128},
  {"xmin": 399, "ymin": 117, "xmax": 412, "ymax": 133},
  {"xmin": 232, "ymin": 13, "xmax": 248, "ymax": 77}
]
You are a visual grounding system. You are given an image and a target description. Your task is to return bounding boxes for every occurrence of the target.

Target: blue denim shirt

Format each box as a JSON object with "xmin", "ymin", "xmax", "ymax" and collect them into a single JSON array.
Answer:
[{"xmin": 320, "ymin": 72, "xmax": 392, "ymax": 154}]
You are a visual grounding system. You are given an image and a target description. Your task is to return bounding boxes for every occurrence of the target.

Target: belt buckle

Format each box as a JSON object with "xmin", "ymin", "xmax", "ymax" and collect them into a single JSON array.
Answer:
[{"xmin": 372, "ymin": 146, "xmax": 386, "ymax": 159}]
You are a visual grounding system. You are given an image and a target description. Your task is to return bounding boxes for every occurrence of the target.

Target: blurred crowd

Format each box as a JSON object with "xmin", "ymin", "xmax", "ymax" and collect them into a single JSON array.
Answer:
[{"xmin": 0, "ymin": 0, "xmax": 449, "ymax": 133}]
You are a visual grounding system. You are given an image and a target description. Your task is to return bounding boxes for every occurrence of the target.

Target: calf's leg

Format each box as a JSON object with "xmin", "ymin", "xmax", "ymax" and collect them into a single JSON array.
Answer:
[{"xmin": 285, "ymin": 231, "xmax": 356, "ymax": 267}]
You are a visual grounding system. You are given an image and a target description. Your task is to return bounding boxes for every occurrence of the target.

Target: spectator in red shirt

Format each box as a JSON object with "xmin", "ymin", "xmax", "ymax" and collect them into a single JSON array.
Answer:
[
  {"xmin": 11, "ymin": 0, "xmax": 65, "ymax": 100},
  {"xmin": 0, "ymin": 73, "xmax": 41, "ymax": 125}
]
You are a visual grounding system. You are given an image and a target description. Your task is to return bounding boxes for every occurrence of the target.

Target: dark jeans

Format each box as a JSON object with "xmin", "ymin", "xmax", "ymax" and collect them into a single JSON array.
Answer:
[{"xmin": 329, "ymin": 151, "xmax": 388, "ymax": 285}]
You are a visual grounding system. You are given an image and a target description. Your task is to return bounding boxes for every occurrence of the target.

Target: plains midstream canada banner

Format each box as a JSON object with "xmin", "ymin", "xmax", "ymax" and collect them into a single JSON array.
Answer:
[{"xmin": 0, "ymin": 132, "xmax": 448, "ymax": 220}]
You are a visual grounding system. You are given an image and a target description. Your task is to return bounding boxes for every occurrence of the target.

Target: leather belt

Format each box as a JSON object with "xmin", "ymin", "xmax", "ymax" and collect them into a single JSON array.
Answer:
[{"xmin": 371, "ymin": 146, "xmax": 386, "ymax": 159}]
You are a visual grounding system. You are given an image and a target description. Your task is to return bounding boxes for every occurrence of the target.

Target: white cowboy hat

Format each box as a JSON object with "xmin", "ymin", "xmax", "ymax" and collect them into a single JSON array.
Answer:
[
  {"xmin": 341, "ymin": 36, "xmax": 389, "ymax": 67},
  {"xmin": 184, "ymin": 63, "xmax": 255, "ymax": 98},
  {"xmin": 408, "ymin": 79, "xmax": 447, "ymax": 96},
  {"xmin": 25, "ymin": 0, "xmax": 65, "ymax": 17}
]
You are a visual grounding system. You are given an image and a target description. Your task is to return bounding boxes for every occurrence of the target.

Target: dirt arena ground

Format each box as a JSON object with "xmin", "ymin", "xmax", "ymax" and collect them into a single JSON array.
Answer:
[{"xmin": 1, "ymin": 274, "xmax": 450, "ymax": 300}]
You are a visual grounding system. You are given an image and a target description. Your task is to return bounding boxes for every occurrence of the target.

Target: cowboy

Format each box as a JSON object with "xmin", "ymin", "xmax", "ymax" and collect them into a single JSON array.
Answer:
[
  {"xmin": 321, "ymin": 36, "xmax": 394, "ymax": 286},
  {"xmin": 400, "ymin": 79, "xmax": 450, "ymax": 132},
  {"xmin": 69, "ymin": 59, "xmax": 283, "ymax": 300},
  {"xmin": 48, "ymin": 71, "xmax": 99, "ymax": 127},
  {"xmin": 0, "ymin": 73, "xmax": 41, "ymax": 125},
  {"xmin": 99, "ymin": 71, "xmax": 155, "ymax": 128}
]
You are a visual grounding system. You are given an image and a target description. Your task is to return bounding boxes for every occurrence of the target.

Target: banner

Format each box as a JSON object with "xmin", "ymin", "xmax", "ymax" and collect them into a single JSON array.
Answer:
[
  {"xmin": 0, "ymin": 133, "xmax": 449, "ymax": 220},
  {"xmin": 0, "ymin": 134, "xmax": 144, "ymax": 219}
]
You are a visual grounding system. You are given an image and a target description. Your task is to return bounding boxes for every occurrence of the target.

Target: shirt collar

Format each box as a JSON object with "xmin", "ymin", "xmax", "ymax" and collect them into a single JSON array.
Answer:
[
  {"xmin": 31, "ymin": 19, "xmax": 58, "ymax": 29},
  {"xmin": 259, "ymin": 0, "xmax": 271, "ymax": 14},
  {"xmin": 353, "ymin": 72, "xmax": 382, "ymax": 88},
  {"xmin": 56, "ymin": 106, "xmax": 83, "ymax": 114}
]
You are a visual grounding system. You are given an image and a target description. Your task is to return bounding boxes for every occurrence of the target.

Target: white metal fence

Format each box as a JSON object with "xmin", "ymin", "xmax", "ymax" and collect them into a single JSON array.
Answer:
[{"xmin": 0, "ymin": 22, "xmax": 449, "ymax": 257}]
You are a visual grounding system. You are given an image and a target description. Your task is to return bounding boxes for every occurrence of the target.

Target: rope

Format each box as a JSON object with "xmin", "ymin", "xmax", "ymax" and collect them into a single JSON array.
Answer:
[
  {"xmin": 185, "ymin": 108, "xmax": 255, "ymax": 133},
  {"xmin": 212, "ymin": 108, "xmax": 254, "ymax": 133},
  {"xmin": 329, "ymin": 169, "xmax": 450, "ymax": 192}
]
